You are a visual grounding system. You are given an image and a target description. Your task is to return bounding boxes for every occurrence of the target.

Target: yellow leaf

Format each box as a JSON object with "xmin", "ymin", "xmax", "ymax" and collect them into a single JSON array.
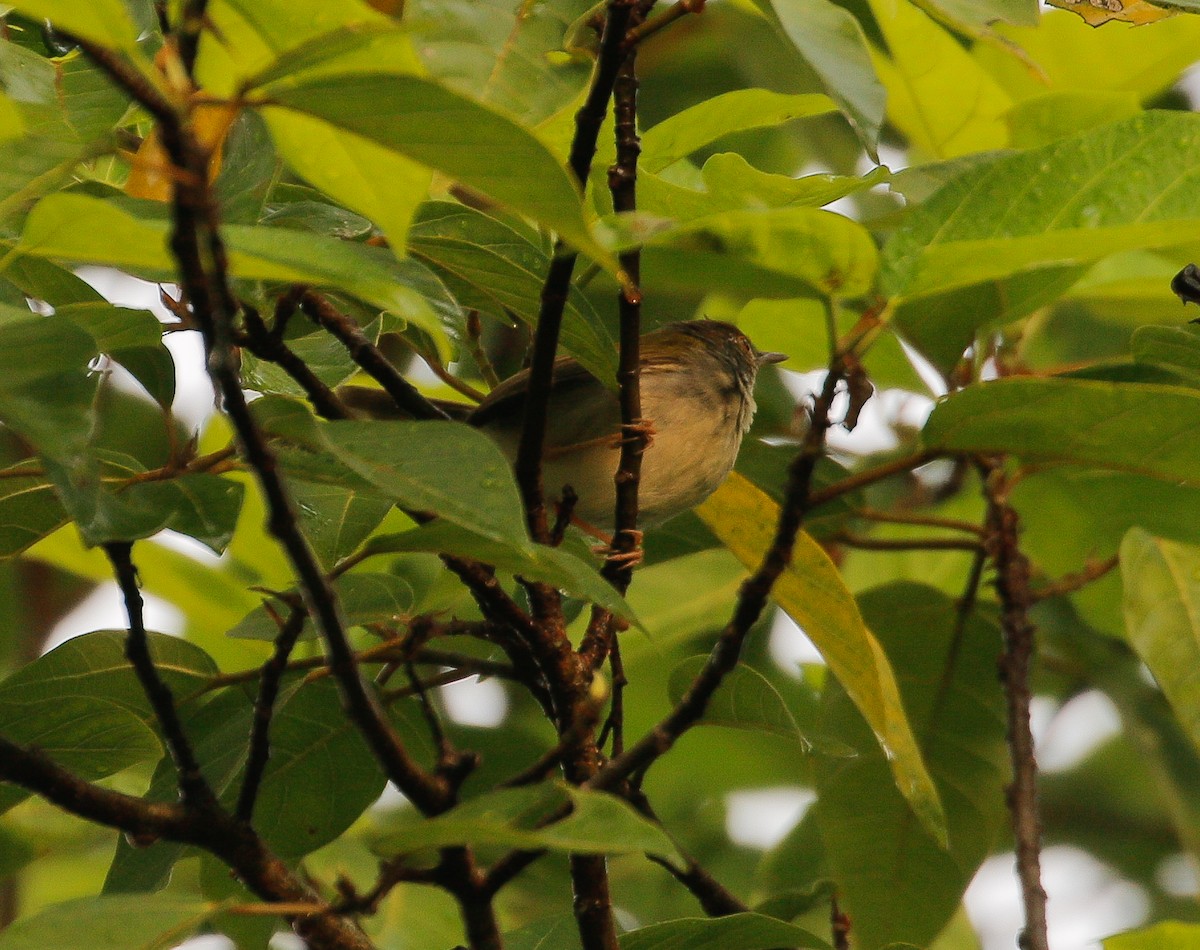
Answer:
[
  {"xmin": 1047, "ymin": 0, "xmax": 1175, "ymax": 26},
  {"xmin": 696, "ymin": 472, "xmax": 947, "ymax": 846},
  {"xmin": 126, "ymin": 97, "xmax": 241, "ymax": 202},
  {"xmin": 869, "ymin": 0, "xmax": 1012, "ymax": 158}
]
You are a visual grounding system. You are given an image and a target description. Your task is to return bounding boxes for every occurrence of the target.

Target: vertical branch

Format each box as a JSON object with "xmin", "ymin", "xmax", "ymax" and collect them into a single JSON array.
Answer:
[
  {"xmin": 603, "ymin": 49, "xmax": 646, "ymax": 577},
  {"xmin": 591, "ymin": 351, "xmax": 846, "ymax": 791},
  {"xmin": 76, "ymin": 41, "xmax": 451, "ymax": 820},
  {"xmin": 237, "ymin": 608, "xmax": 305, "ymax": 822},
  {"xmin": 590, "ymin": 49, "xmax": 644, "ymax": 754},
  {"xmin": 104, "ymin": 542, "xmax": 217, "ymax": 811},
  {"xmin": 513, "ymin": 0, "xmax": 639, "ymax": 546},
  {"xmin": 176, "ymin": 0, "xmax": 210, "ymax": 76},
  {"xmin": 981, "ymin": 461, "xmax": 1050, "ymax": 950}
]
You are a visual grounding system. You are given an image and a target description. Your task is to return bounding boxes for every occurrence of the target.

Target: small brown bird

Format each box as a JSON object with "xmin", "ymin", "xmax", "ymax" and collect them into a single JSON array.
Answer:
[{"xmin": 340, "ymin": 320, "xmax": 785, "ymax": 530}]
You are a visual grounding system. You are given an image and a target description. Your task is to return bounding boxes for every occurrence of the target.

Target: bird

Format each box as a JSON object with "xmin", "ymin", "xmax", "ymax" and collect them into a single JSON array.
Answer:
[{"xmin": 339, "ymin": 319, "xmax": 786, "ymax": 531}]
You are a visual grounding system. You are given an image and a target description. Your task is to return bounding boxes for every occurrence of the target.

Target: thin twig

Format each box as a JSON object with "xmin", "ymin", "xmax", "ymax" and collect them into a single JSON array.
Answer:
[
  {"xmin": 622, "ymin": 0, "xmax": 705, "ymax": 48},
  {"xmin": 298, "ymin": 289, "xmax": 450, "ymax": 421},
  {"xmin": 465, "ymin": 310, "xmax": 501, "ymax": 389},
  {"xmin": 105, "ymin": 542, "xmax": 218, "ymax": 810},
  {"xmin": 238, "ymin": 304, "xmax": 350, "ymax": 420},
  {"xmin": 981, "ymin": 460, "xmax": 1050, "ymax": 950},
  {"xmin": 852, "ymin": 506, "xmax": 986, "ymax": 536},
  {"xmin": 828, "ymin": 532, "xmax": 983, "ymax": 553},
  {"xmin": 237, "ymin": 608, "xmax": 305, "ymax": 822},
  {"xmin": 806, "ymin": 449, "xmax": 939, "ymax": 510},
  {"xmin": 402, "ymin": 337, "xmax": 488, "ymax": 403},
  {"xmin": 627, "ymin": 788, "xmax": 746, "ymax": 916},
  {"xmin": 1030, "ymin": 554, "xmax": 1119, "ymax": 603}
]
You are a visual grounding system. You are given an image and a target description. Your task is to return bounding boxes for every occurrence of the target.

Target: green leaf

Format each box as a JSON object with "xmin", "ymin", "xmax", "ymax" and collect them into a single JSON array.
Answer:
[
  {"xmin": 975, "ymin": 6, "xmax": 1200, "ymax": 104},
  {"xmin": 638, "ymin": 90, "xmax": 837, "ymax": 173},
  {"xmin": 1007, "ymin": 91, "xmax": 1142, "ymax": 149},
  {"xmin": 868, "ymin": 0, "xmax": 1011, "ymax": 159},
  {"xmin": 923, "ymin": 0, "xmax": 1039, "ymax": 28},
  {"xmin": 0, "ymin": 696, "xmax": 161, "ymax": 814},
  {"xmin": 228, "ymin": 571, "xmax": 414, "ymax": 640},
  {"xmin": 17, "ymin": 194, "xmax": 449, "ymax": 344},
  {"xmin": 259, "ymin": 74, "xmax": 616, "ymax": 270},
  {"xmin": 0, "ymin": 894, "xmax": 216, "ymax": 950},
  {"xmin": 0, "ymin": 460, "xmax": 68, "ymax": 558},
  {"xmin": 250, "ymin": 679, "xmax": 387, "ymax": 858},
  {"xmin": 666, "ymin": 655, "xmax": 823, "ymax": 752},
  {"xmin": 612, "ymin": 206, "xmax": 878, "ymax": 300},
  {"xmin": 1132, "ymin": 323, "xmax": 1200, "ymax": 382},
  {"xmin": 892, "ymin": 266, "xmax": 1085, "ymax": 373},
  {"xmin": 320, "ymin": 420, "xmax": 533, "ymax": 551},
  {"xmin": 815, "ymin": 582, "xmax": 1007, "ymax": 950},
  {"xmin": 355, "ymin": 520, "xmax": 639, "ymax": 626},
  {"xmin": 755, "ymin": 0, "xmax": 885, "ymax": 154},
  {"xmin": 197, "ymin": 0, "xmax": 414, "ymax": 98},
  {"xmin": 1120, "ymin": 529, "xmax": 1200, "ymax": 759},
  {"xmin": 263, "ymin": 108, "xmax": 432, "ymax": 252},
  {"xmin": 5, "ymin": 1, "xmax": 143, "ymax": 56},
  {"xmin": 884, "ymin": 112, "xmax": 1200, "ymax": 301},
  {"xmin": 376, "ymin": 783, "xmax": 677, "ymax": 858},
  {"xmin": 0, "ymin": 629, "xmax": 219, "ymax": 717},
  {"xmin": 288, "ymin": 478, "xmax": 394, "ymax": 569},
  {"xmin": 698, "ymin": 155, "xmax": 891, "ymax": 212},
  {"xmin": 406, "ymin": 0, "xmax": 595, "ymax": 125},
  {"xmin": 618, "ymin": 914, "xmax": 830, "ymax": 950},
  {"xmin": 409, "ymin": 201, "xmax": 617, "ymax": 382},
  {"xmin": 0, "ymin": 630, "xmax": 214, "ymax": 812},
  {"xmin": 1105, "ymin": 922, "xmax": 1200, "ymax": 949},
  {"xmin": 696, "ymin": 473, "xmax": 947, "ymax": 847},
  {"xmin": 922, "ymin": 378, "xmax": 1200, "ymax": 488}
]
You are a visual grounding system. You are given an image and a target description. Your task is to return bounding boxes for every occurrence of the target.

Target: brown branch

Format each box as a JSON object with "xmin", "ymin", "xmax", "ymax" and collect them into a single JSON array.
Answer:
[
  {"xmin": 514, "ymin": 0, "xmax": 640, "ymax": 549},
  {"xmin": 590, "ymin": 352, "xmax": 846, "ymax": 793},
  {"xmin": 79, "ymin": 39, "xmax": 453, "ymax": 821},
  {"xmin": 104, "ymin": 542, "xmax": 218, "ymax": 811},
  {"xmin": 465, "ymin": 310, "xmax": 501, "ymax": 389},
  {"xmin": 237, "ymin": 607, "xmax": 305, "ymax": 822},
  {"xmin": 828, "ymin": 532, "xmax": 983, "ymax": 553},
  {"xmin": 806, "ymin": 448, "xmax": 938, "ymax": 510},
  {"xmin": 1030, "ymin": 554, "xmax": 1119, "ymax": 603},
  {"xmin": 237, "ymin": 303, "xmax": 350, "ymax": 421},
  {"xmin": 176, "ymin": 0, "xmax": 210, "ymax": 76},
  {"xmin": 622, "ymin": 0, "xmax": 705, "ymax": 48},
  {"xmin": 627, "ymin": 788, "xmax": 746, "ymax": 916},
  {"xmin": 0, "ymin": 738, "xmax": 375, "ymax": 950},
  {"xmin": 981, "ymin": 460, "xmax": 1050, "ymax": 950},
  {"xmin": 581, "ymin": 39, "xmax": 645, "ymax": 760},
  {"xmin": 852, "ymin": 506, "xmax": 986, "ymax": 536},
  {"xmin": 298, "ymin": 289, "xmax": 449, "ymax": 421}
]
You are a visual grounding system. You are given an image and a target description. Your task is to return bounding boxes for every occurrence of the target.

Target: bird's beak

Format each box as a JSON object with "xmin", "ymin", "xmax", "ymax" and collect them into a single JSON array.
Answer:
[{"xmin": 756, "ymin": 350, "xmax": 788, "ymax": 365}]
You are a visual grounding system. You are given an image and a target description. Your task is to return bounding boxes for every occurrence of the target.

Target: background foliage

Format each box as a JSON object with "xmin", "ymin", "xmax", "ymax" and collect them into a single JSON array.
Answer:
[{"xmin": 4, "ymin": 1, "xmax": 1200, "ymax": 949}]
